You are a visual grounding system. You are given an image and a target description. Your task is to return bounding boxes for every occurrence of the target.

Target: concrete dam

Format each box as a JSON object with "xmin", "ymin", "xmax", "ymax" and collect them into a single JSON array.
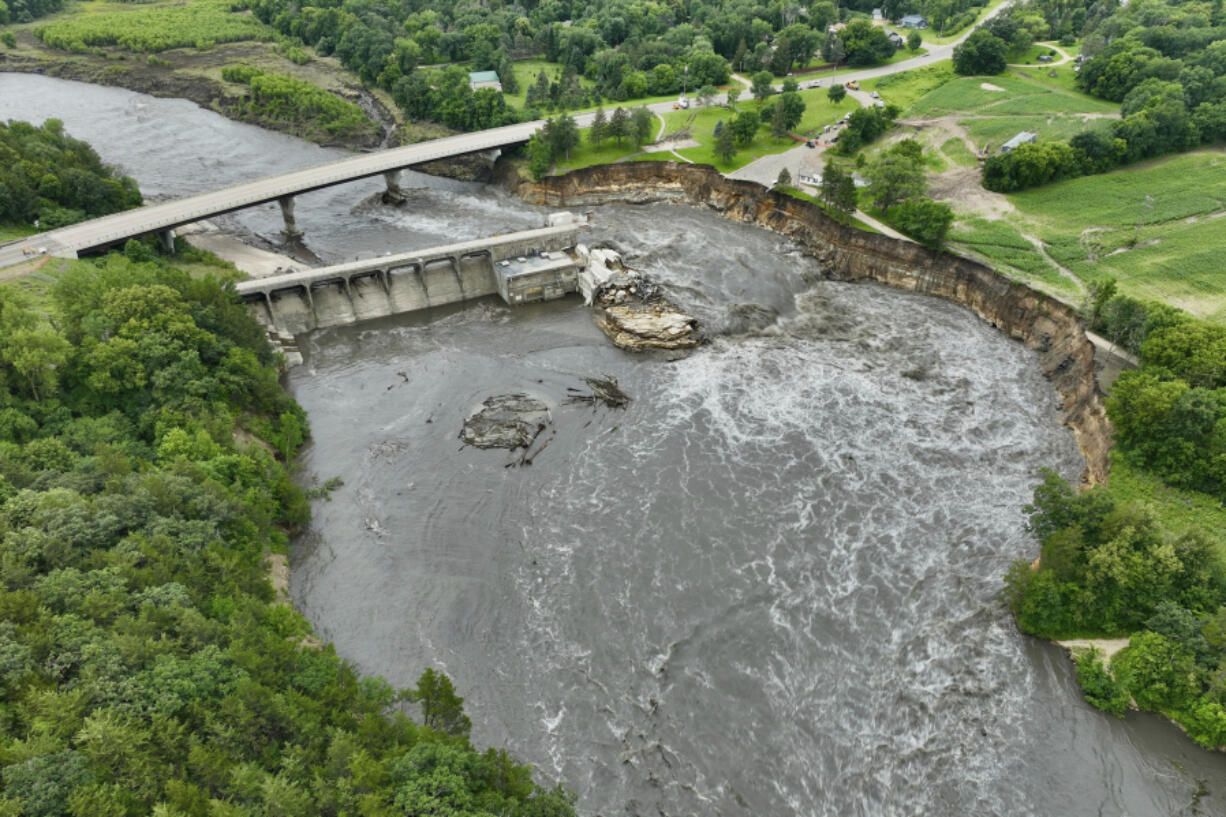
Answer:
[{"xmin": 237, "ymin": 215, "xmax": 587, "ymax": 336}]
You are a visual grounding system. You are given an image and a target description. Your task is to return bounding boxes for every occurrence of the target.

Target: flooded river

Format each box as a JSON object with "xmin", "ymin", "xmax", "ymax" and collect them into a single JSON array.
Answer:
[{"xmin": 4, "ymin": 73, "xmax": 1224, "ymax": 817}]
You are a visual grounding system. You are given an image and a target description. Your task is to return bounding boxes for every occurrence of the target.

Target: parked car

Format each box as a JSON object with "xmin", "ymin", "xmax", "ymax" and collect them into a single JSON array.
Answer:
[
  {"xmin": 1037, "ymin": 54, "xmax": 1053, "ymax": 63},
  {"xmin": 871, "ymin": 91, "xmax": 880, "ymax": 99}
]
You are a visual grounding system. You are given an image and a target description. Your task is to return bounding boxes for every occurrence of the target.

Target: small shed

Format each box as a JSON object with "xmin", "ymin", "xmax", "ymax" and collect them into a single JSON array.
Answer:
[
  {"xmin": 1000, "ymin": 131, "xmax": 1038, "ymax": 153},
  {"xmin": 872, "ymin": 8, "xmax": 883, "ymax": 19},
  {"xmin": 468, "ymin": 70, "xmax": 503, "ymax": 92},
  {"xmin": 900, "ymin": 14, "xmax": 928, "ymax": 28}
]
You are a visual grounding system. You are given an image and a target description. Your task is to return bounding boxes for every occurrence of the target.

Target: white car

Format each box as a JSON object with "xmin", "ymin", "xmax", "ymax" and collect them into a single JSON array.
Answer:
[{"xmin": 871, "ymin": 91, "xmax": 880, "ymax": 99}]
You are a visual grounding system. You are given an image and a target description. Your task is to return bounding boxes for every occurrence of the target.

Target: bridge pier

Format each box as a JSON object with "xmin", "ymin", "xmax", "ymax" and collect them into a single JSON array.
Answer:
[
  {"xmin": 157, "ymin": 229, "xmax": 176, "ymax": 254},
  {"xmin": 382, "ymin": 170, "xmax": 406, "ymax": 205},
  {"xmin": 279, "ymin": 196, "xmax": 303, "ymax": 241}
]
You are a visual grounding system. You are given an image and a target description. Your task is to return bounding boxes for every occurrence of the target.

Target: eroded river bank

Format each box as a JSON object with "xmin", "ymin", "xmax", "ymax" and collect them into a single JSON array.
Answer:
[{"xmin": 3, "ymin": 74, "xmax": 1226, "ymax": 817}]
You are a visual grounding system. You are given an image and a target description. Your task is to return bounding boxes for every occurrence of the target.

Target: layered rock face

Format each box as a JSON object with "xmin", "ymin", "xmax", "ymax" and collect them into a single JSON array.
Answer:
[{"xmin": 507, "ymin": 162, "xmax": 1112, "ymax": 485}]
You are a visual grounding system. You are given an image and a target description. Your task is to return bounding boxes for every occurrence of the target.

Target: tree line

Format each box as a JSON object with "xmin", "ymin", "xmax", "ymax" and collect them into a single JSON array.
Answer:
[{"xmin": 0, "ymin": 119, "xmax": 142, "ymax": 230}]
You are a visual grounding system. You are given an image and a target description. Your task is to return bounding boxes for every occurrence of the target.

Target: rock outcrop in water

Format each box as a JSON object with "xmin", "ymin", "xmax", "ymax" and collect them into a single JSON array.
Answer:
[
  {"xmin": 460, "ymin": 394, "xmax": 550, "ymax": 449},
  {"xmin": 505, "ymin": 162, "xmax": 1112, "ymax": 484}
]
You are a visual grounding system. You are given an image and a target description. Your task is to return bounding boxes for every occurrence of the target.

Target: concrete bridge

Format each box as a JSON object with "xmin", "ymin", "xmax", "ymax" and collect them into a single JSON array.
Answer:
[
  {"xmin": 0, "ymin": 114, "xmax": 595, "ymax": 268},
  {"xmin": 238, "ymin": 220, "xmax": 585, "ymax": 334}
]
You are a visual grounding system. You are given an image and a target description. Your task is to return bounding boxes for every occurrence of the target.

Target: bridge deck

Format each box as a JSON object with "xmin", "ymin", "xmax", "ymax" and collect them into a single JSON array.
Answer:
[{"xmin": 0, "ymin": 112, "xmax": 595, "ymax": 269}]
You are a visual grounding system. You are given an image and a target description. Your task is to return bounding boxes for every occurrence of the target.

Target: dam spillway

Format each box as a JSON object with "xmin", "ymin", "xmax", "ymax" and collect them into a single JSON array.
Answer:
[{"xmin": 237, "ymin": 216, "xmax": 586, "ymax": 334}]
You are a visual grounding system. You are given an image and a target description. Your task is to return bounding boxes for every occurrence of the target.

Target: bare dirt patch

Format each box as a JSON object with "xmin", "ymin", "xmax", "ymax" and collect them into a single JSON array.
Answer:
[
  {"xmin": 929, "ymin": 166, "xmax": 1017, "ymax": 219},
  {"xmin": 980, "ymin": 82, "xmax": 1006, "ymax": 91}
]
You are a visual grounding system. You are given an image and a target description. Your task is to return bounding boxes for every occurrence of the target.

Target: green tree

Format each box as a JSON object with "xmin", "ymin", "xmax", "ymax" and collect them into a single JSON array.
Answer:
[
  {"xmin": 907, "ymin": 30, "xmax": 923, "ymax": 52},
  {"xmin": 589, "ymin": 106, "xmax": 607, "ymax": 147},
  {"xmin": 409, "ymin": 668, "xmax": 472, "ymax": 739},
  {"xmin": 827, "ymin": 83, "xmax": 846, "ymax": 103},
  {"xmin": 841, "ymin": 19, "xmax": 895, "ymax": 66},
  {"xmin": 547, "ymin": 113, "xmax": 579, "ymax": 159},
  {"xmin": 608, "ymin": 106, "xmax": 629, "ymax": 145},
  {"xmin": 770, "ymin": 100, "xmax": 788, "ymax": 141},
  {"xmin": 1073, "ymin": 648, "xmax": 1131, "ymax": 717},
  {"xmin": 631, "ymin": 107, "xmax": 654, "ymax": 147},
  {"xmin": 751, "ymin": 70, "xmax": 775, "ymax": 103},
  {"xmin": 726, "ymin": 86, "xmax": 742, "ymax": 107},
  {"xmin": 820, "ymin": 161, "xmax": 856, "ymax": 223},
  {"xmin": 775, "ymin": 167, "xmax": 792, "ymax": 187},
  {"xmin": 1115, "ymin": 631, "xmax": 1202, "ymax": 711},
  {"xmin": 953, "ymin": 29, "xmax": 1008, "ymax": 76},
  {"xmin": 863, "ymin": 147, "xmax": 926, "ymax": 211},
  {"xmin": 713, "ymin": 122, "xmax": 737, "ymax": 164},
  {"xmin": 886, "ymin": 197, "xmax": 954, "ymax": 247},
  {"xmin": 731, "ymin": 109, "xmax": 760, "ymax": 146},
  {"xmin": 778, "ymin": 91, "xmax": 805, "ymax": 131}
]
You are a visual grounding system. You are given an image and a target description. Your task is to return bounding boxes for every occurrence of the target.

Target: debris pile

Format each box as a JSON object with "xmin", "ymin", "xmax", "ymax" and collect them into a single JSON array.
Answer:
[
  {"xmin": 567, "ymin": 376, "xmax": 631, "ymax": 409},
  {"xmin": 576, "ymin": 245, "xmax": 701, "ymax": 353},
  {"xmin": 459, "ymin": 394, "xmax": 550, "ymax": 449}
]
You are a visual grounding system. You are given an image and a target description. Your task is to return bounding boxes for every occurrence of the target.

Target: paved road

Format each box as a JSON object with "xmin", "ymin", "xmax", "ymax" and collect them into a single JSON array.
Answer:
[{"xmin": 0, "ymin": 3, "xmax": 1013, "ymax": 270}]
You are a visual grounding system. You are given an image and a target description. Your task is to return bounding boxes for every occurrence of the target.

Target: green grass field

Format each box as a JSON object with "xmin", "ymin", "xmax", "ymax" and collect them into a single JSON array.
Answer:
[
  {"xmin": 946, "ymin": 217, "xmax": 1078, "ymax": 295},
  {"xmin": 664, "ymin": 94, "xmax": 857, "ymax": 167},
  {"xmin": 862, "ymin": 62, "xmax": 957, "ymax": 110},
  {"xmin": 907, "ymin": 74, "xmax": 1116, "ymax": 118},
  {"xmin": 962, "ymin": 150, "xmax": 1226, "ymax": 321},
  {"xmin": 1107, "ymin": 455, "xmax": 1226, "ymax": 559},
  {"xmin": 960, "ymin": 114, "xmax": 1110, "ymax": 150},
  {"xmin": 939, "ymin": 137, "xmax": 977, "ymax": 166},
  {"xmin": 35, "ymin": 0, "xmax": 272, "ymax": 53}
]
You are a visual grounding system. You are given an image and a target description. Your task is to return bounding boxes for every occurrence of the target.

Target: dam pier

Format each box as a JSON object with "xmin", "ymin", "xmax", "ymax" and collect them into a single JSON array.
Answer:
[{"xmin": 237, "ymin": 213, "xmax": 587, "ymax": 335}]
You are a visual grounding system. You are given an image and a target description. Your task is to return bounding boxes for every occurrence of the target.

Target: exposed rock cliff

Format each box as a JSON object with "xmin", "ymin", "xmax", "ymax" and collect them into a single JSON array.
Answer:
[{"xmin": 506, "ymin": 162, "xmax": 1112, "ymax": 485}]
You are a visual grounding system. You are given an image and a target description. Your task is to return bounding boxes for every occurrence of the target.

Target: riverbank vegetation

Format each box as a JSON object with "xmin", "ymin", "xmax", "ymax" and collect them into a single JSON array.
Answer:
[
  {"xmin": 34, "ymin": 0, "xmax": 272, "ymax": 53},
  {"xmin": 1005, "ymin": 298, "xmax": 1226, "ymax": 748},
  {"xmin": 221, "ymin": 64, "xmax": 379, "ymax": 143},
  {"xmin": 0, "ymin": 119, "xmax": 141, "ymax": 229},
  {"xmin": 0, "ymin": 126, "xmax": 576, "ymax": 815}
]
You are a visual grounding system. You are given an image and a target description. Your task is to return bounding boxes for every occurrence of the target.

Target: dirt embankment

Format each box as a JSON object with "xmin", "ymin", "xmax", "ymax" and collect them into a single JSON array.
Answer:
[{"xmin": 503, "ymin": 161, "xmax": 1113, "ymax": 485}]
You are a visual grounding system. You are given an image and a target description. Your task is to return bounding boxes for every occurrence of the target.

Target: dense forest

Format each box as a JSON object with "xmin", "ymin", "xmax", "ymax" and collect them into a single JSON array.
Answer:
[
  {"xmin": 0, "ymin": 120, "xmax": 142, "ymax": 230},
  {"xmin": 0, "ymin": 127, "xmax": 575, "ymax": 816},
  {"xmin": 977, "ymin": 0, "xmax": 1226, "ymax": 191}
]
